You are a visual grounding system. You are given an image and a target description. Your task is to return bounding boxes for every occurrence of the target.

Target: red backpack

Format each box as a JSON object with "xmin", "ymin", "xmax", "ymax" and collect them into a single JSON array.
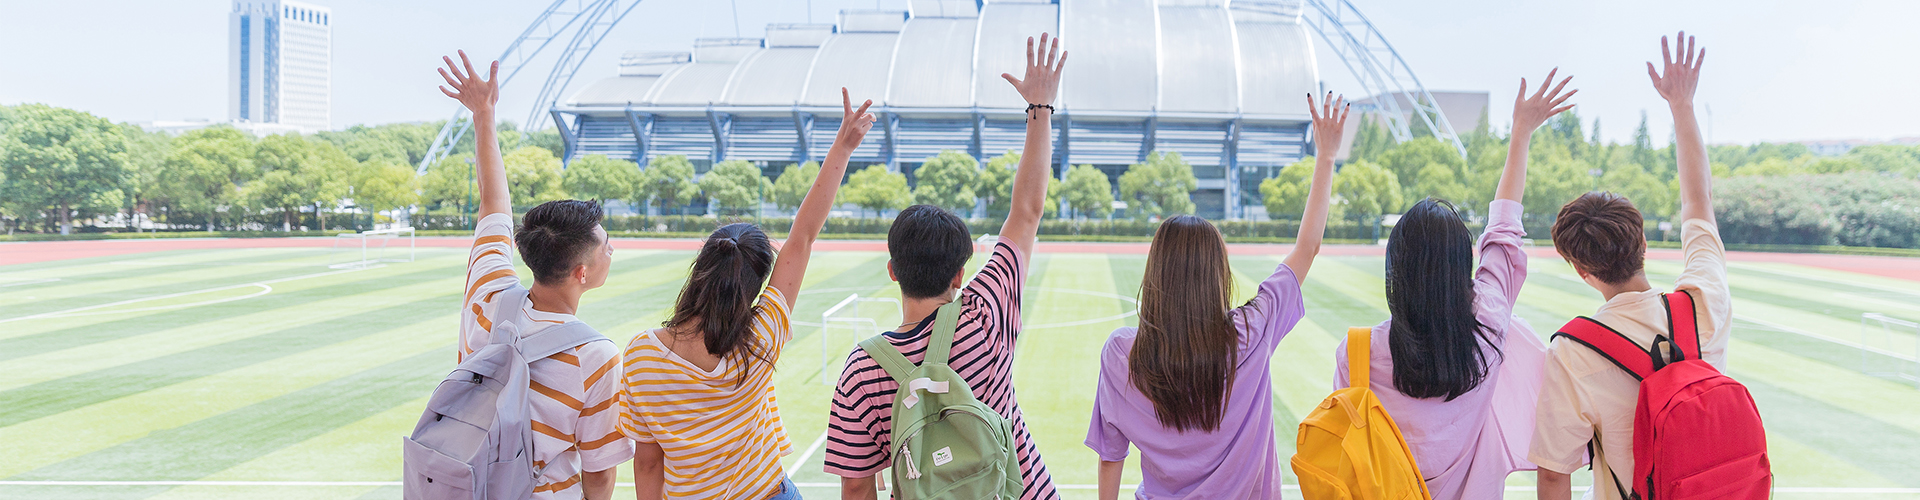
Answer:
[{"xmin": 1554, "ymin": 290, "xmax": 1772, "ymax": 500}]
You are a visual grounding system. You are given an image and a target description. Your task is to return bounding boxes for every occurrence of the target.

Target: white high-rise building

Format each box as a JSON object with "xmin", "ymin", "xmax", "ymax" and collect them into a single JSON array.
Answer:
[{"xmin": 230, "ymin": 0, "xmax": 331, "ymax": 133}]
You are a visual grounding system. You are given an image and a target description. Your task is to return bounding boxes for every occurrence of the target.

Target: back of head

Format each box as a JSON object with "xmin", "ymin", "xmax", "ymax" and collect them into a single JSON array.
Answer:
[
  {"xmin": 515, "ymin": 199, "xmax": 604, "ymax": 286},
  {"xmin": 666, "ymin": 223, "xmax": 776, "ymax": 386},
  {"xmin": 887, "ymin": 205, "xmax": 974, "ymax": 300},
  {"xmin": 1551, "ymin": 192, "xmax": 1647, "ymax": 285},
  {"xmin": 1131, "ymin": 215, "xmax": 1237, "ymax": 432},
  {"xmin": 1384, "ymin": 198, "xmax": 1495, "ymax": 401}
]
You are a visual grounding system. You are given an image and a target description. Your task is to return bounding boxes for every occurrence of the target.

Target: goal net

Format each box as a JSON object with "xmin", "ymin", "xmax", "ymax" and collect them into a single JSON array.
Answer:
[
  {"xmin": 1859, "ymin": 312, "xmax": 1920, "ymax": 388},
  {"xmin": 820, "ymin": 293, "xmax": 902, "ymax": 385},
  {"xmin": 330, "ymin": 227, "xmax": 416, "ymax": 269}
]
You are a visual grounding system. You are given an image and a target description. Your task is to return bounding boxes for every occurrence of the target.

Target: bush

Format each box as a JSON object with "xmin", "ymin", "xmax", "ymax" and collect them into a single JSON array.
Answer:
[{"xmin": 1714, "ymin": 173, "xmax": 1920, "ymax": 247}]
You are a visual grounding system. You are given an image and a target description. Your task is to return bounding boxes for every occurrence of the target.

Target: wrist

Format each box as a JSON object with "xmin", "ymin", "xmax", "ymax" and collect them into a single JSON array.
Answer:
[{"xmin": 1668, "ymin": 99, "xmax": 1695, "ymax": 114}]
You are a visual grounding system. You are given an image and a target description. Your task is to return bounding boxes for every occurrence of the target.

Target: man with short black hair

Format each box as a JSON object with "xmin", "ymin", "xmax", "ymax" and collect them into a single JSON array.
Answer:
[
  {"xmin": 1532, "ymin": 33, "xmax": 1731, "ymax": 500},
  {"xmin": 441, "ymin": 51, "xmax": 630, "ymax": 500},
  {"xmin": 826, "ymin": 33, "xmax": 1068, "ymax": 500}
]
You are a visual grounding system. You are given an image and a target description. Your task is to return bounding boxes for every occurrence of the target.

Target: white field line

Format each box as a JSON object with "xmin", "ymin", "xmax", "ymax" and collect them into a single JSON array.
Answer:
[
  {"xmin": 0, "ymin": 482, "xmax": 1910, "ymax": 494},
  {"xmin": 1730, "ymin": 262, "xmax": 1920, "ymax": 300},
  {"xmin": 0, "ymin": 266, "xmax": 377, "ymax": 325},
  {"xmin": 785, "ymin": 431, "xmax": 830, "ymax": 479},
  {"xmin": 792, "ymin": 287, "xmax": 1139, "ymax": 330},
  {"xmin": 1738, "ymin": 315, "xmax": 1919, "ymax": 363},
  {"xmin": 0, "ymin": 278, "xmax": 59, "ymax": 288}
]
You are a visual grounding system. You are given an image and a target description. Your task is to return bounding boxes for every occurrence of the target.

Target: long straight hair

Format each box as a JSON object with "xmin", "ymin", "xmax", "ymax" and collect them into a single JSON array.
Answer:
[
  {"xmin": 665, "ymin": 223, "xmax": 777, "ymax": 387},
  {"xmin": 1384, "ymin": 199, "xmax": 1499, "ymax": 401},
  {"xmin": 1130, "ymin": 215, "xmax": 1238, "ymax": 432}
]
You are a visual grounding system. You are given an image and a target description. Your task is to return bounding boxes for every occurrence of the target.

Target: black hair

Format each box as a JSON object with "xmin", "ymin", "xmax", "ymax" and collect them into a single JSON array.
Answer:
[
  {"xmin": 887, "ymin": 205, "xmax": 974, "ymax": 299},
  {"xmin": 515, "ymin": 199, "xmax": 605, "ymax": 286},
  {"xmin": 664, "ymin": 223, "xmax": 777, "ymax": 387},
  {"xmin": 1384, "ymin": 198, "xmax": 1500, "ymax": 401}
]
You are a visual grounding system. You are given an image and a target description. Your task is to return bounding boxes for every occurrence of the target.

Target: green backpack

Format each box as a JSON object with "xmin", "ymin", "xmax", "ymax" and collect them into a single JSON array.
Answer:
[{"xmin": 858, "ymin": 301, "xmax": 1023, "ymax": 500}]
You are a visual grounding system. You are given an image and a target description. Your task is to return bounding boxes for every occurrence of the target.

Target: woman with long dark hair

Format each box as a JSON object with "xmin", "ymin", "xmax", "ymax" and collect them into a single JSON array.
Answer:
[
  {"xmin": 618, "ymin": 89, "xmax": 876, "ymax": 500},
  {"xmin": 1085, "ymin": 93, "xmax": 1346, "ymax": 499},
  {"xmin": 1333, "ymin": 70, "xmax": 1574, "ymax": 499}
]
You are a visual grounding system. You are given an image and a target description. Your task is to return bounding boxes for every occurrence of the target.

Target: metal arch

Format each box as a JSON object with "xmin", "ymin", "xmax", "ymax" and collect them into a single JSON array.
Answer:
[
  {"xmin": 1296, "ymin": 0, "xmax": 1467, "ymax": 158},
  {"xmin": 523, "ymin": 0, "xmax": 647, "ymax": 133},
  {"xmin": 416, "ymin": 0, "xmax": 615, "ymax": 174}
]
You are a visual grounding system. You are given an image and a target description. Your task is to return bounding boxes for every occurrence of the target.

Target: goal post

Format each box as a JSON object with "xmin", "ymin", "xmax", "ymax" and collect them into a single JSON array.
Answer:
[
  {"xmin": 1860, "ymin": 312, "xmax": 1920, "ymax": 388},
  {"xmin": 820, "ymin": 293, "xmax": 903, "ymax": 385},
  {"xmin": 330, "ymin": 227, "xmax": 416, "ymax": 269}
]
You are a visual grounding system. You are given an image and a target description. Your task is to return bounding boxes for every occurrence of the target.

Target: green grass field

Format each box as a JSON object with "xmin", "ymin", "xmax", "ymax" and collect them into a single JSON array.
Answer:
[{"xmin": 2, "ymin": 243, "xmax": 1917, "ymax": 499}]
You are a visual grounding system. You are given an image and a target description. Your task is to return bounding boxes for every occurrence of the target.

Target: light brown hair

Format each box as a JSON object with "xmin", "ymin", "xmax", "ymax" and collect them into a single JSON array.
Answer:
[
  {"xmin": 1550, "ymin": 192, "xmax": 1648, "ymax": 285},
  {"xmin": 1130, "ymin": 215, "xmax": 1238, "ymax": 432}
]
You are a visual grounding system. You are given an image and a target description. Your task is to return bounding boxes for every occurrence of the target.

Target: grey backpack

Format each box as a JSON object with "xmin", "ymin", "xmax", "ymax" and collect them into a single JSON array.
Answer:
[{"xmin": 402, "ymin": 289, "xmax": 610, "ymax": 500}]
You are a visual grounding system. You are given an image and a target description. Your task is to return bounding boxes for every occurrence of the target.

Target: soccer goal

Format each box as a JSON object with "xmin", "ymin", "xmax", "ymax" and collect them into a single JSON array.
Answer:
[
  {"xmin": 820, "ymin": 293, "xmax": 903, "ymax": 385},
  {"xmin": 330, "ymin": 226, "xmax": 416, "ymax": 269},
  {"xmin": 1859, "ymin": 313, "xmax": 1920, "ymax": 388}
]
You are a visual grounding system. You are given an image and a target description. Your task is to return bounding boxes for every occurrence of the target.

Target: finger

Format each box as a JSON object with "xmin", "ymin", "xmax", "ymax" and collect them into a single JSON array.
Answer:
[
  {"xmin": 1307, "ymin": 93, "xmax": 1321, "ymax": 122},
  {"xmin": 440, "ymin": 86, "xmax": 459, "ymax": 99},
  {"xmin": 843, "ymin": 87, "xmax": 853, "ymax": 115},
  {"xmin": 439, "ymin": 68, "xmax": 462, "ymax": 89},
  {"xmin": 1053, "ymin": 50, "xmax": 1069, "ymax": 74},
  {"xmin": 1661, "ymin": 35, "xmax": 1674, "ymax": 68},
  {"xmin": 1547, "ymin": 74, "xmax": 1573, "ymax": 100},
  {"xmin": 1046, "ymin": 35, "xmax": 1059, "ymax": 70},
  {"xmin": 1682, "ymin": 35, "xmax": 1694, "ymax": 68},
  {"xmin": 1002, "ymin": 73, "xmax": 1022, "ymax": 88},
  {"xmin": 1646, "ymin": 62, "xmax": 1662, "ymax": 85},
  {"xmin": 1516, "ymin": 78, "xmax": 1528, "ymax": 103},
  {"xmin": 1340, "ymin": 102, "xmax": 1351, "ymax": 125},
  {"xmin": 459, "ymin": 50, "xmax": 477, "ymax": 83},
  {"xmin": 442, "ymin": 56, "xmax": 467, "ymax": 84},
  {"xmin": 487, "ymin": 60, "xmax": 499, "ymax": 84},
  {"xmin": 1550, "ymin": 89, "xmax": 1579, "ymax": 107},
  {"xmin": 855, "ymin": 99, "xmax": 873, "ymax": 118},
  {"xmin": 1026, "ymin": 36, "xmax": 1035, "ymax": 70},
  {"xmin": 1549, "ymin": 104, "xmax": 1575, "ymax": 116},
  {"xmin": 1534, "ymin": 68, "xmax": 1557, "ymax": 99},
  {"xmin": 1693, "ymin": 48, "xmax": 1706, "ymax": 71}
]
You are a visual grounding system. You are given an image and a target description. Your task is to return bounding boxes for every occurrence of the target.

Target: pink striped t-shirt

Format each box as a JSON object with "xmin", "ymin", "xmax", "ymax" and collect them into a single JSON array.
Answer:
[{"xmin": 825, "ymin": 237, "xmax": 1058, "ymax": 500}]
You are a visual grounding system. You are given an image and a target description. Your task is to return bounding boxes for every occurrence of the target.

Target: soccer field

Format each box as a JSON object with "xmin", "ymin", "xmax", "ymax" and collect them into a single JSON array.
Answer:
[{"xmin": 2, "ymin": 239, "xmax": 1918, "ymax": 499}]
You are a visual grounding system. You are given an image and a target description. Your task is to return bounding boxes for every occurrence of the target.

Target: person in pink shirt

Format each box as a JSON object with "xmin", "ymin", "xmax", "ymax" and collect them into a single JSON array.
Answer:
[
  {"xmin": 1083, "ymin": 92, "xmax": 1346, "ymax": 500},
  {"xmin": 1331, "ymin": 69, "xmax": 1576, "ymax": 500}
]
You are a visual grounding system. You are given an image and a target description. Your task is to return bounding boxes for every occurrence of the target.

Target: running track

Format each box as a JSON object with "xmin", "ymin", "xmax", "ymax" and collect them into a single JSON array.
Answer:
[{"xmin": 4, "ymin": 237, "xmax": 1919, "ymax": 282}]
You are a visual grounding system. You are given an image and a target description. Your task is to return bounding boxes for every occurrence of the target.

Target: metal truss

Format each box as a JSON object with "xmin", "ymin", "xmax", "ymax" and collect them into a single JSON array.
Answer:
[
  {"xmin": 522, "ymin": 0, "xmax": 646, "ymax": 132},
  {"xmin": 1298, "ymin": 0, "xmax": 1466, "ymax": 158}
]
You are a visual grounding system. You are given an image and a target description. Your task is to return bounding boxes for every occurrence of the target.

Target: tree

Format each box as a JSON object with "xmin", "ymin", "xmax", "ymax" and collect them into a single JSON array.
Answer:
[
  {"xmin": 700, "ymin": 159, "xmax": 771, "ymax": 215},
  {"xmin": 1118, "ymin": 151, "xmax": 1197, "ymax": 221},
  {"xmin": 1375, "ymin": 136, "xmax": 1464, "ymax": 205},
  {"xmin": 1408, "ymin": 161, "xmax": 1472, "ymax": 206},
  {"xmin": 0, "ymin": 104, "xmax": 129, "ymax": 234},
  {"xmin": 979, "ymin": 150, "xmax": 1019, "ymax": 215},
  {"xmin": 1259, "ymin": 157, "xmax": 1316, "ymax": 219},
  {"xmin": 912, "ymin": 150, "xmax": 980, "ymax": 212},
  {"xmin": 351, "ymin": 160, "xmax": 419, "ymax": 216},
  {"xmin": 1060, "ymin": 164, "xmax": 1114, "ymax": 218},
  {"xmin": 1334, "ymin": 159, "xmax": 1402, "ymax": 222},
  {"xmin": 502, "ymin": 146, "xmax": 565, "ymax": 206},
  {"xmin": 563, "ymin": 154, "xmax": 642, "ymax": 211},
  {"xmin": 249, "ymin": 134, "xmax": 352, "ymax": 231},
  {"xmin": 421, "ymin": 153, "xmax": 475, "ymax": 213},
  {"xmin": 155, "ymin": 126, "xmax": 255, "ymax": 230},
  {"xmin": 770, "ymin": 161, "xmax": 821, "ymax": 212},
  {"xmin": 1598, "ymin": 161, "xmax": 1674, "ymax": 220},
  {"xmin": 1349, "ymin": 115, "xmax": 1394, "ymax": 163},
  {"xmin": 639, "ymin": 155, "xmax": 698, "ymax": 215},
  {"xmin": 839, "ymin": 165, "xmax": 910, "ymax": 217},
  {"xmin": 118, "ymin": 124, "xmax": 172, "ymax": 230}
]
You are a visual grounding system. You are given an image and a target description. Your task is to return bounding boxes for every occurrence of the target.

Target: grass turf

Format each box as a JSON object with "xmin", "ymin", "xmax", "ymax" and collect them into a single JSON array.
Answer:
[{"xmin": 0, "ymin": 246, "xmax": 1916, "ymax": 499}]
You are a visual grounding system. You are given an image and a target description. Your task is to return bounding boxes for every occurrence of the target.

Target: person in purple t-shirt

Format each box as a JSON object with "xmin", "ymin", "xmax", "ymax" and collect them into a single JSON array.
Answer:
[{"xmin": 1084, "ymin": 93, "xmax": 1348, "ymax": 499}]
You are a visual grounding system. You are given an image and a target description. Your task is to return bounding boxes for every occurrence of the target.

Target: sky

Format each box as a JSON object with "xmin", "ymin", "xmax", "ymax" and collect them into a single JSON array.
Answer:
[{"xmin": 1, "ymin": 0, "xmax": 1915, "ymax": 145}]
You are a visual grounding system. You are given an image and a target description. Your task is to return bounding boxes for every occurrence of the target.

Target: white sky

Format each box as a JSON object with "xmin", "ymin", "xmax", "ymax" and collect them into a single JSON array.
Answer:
[{"xmin": 1, "ymin": 0, "xmax": 1914, "ymax": 145}]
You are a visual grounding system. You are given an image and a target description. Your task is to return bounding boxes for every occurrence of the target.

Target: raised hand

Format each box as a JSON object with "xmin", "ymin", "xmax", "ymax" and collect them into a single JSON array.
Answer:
[
  {"xmin": 835, "ymin": 87, "xmax": 877, "ymax": 149},
  {"xmin": 1307, "ymin": 91, "xmax": 1350, "ymax": 159},
  {"xmin": 438, "ymin": 50, "xmax": 500, "ymax": 116},
  {"xmin": 1001, "ymin": 33, "xmax": 1067, "ymax": 107},
  {"xmin": 1512, "ymin": 68, "xmax": 1577, "ymax": 135},
  {"xmin": 1648, "ymin": 31, "xmax": 1704, "ymax": 108}
]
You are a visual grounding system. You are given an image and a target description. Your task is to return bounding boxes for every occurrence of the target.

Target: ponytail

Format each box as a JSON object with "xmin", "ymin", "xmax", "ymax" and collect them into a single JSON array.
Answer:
[{"xmin": 665, "ymin": 223, "xmax": 777, "ymax": 386}]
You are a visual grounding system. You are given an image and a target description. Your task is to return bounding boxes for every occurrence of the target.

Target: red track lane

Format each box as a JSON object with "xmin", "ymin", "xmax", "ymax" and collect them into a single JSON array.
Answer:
[{"xmin": 5, "ymin": 237, "xmax": 1919, "ymax": 282}]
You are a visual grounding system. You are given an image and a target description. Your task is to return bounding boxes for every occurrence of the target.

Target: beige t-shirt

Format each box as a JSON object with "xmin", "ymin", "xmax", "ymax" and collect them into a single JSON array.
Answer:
[{"xmin": 1528, "ymin": 219, "xmax": 1732, "ymax": 499}]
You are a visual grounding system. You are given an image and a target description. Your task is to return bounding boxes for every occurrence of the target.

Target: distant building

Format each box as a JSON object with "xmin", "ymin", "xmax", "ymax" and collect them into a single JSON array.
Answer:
[
  {"xmin": 230, "ymin": 0, "xmax": 331, "ymax": 133},
  {"xmin": 1335, "ymin": 91, "xmax": 1489, "ymax": 161}
]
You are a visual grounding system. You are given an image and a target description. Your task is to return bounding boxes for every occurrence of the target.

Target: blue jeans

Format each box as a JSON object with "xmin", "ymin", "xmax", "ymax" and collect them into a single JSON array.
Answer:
[{"xmin": 767, "ymin": 475, "xmax": 802, "ymax": 500}]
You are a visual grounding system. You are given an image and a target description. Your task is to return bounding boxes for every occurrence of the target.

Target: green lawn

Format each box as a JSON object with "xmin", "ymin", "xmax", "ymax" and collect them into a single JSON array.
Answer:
[{"xmin": 1, "ymin": 245, "xmax": 1916, "ymax": 499}]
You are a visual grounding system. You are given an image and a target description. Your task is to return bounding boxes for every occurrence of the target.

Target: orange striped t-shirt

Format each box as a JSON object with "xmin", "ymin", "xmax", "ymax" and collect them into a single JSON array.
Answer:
[
  {"xmin": 462, "ymin": 213, "xmax": 633, "ymax": 499},
  {"xmin": 619, "ymin": 287, "xmax": 794, "ymax": 499}
]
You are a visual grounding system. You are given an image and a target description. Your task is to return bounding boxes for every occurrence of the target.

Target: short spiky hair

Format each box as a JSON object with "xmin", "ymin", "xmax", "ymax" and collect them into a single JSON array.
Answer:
[
  {"xmin": 887, "ymin": 205, "xmax": 974, "ymax": 299},
  {"xmin": 1551, "ymin": 192, "xmax": 1647, "ymax": 285},
  {"xmin": 515, "ymin": 199, "xmax": 604, "ymax": 285}
]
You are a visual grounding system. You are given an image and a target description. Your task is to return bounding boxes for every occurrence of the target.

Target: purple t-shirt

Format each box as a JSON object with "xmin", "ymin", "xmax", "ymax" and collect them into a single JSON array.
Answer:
[{"xmin": 1085, "ymin": 263, "xmax": 1305, "ymax": 499}]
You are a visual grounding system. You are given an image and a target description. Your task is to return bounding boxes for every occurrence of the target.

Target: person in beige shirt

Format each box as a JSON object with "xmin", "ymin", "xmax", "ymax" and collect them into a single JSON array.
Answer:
[{"xmin": 1530, "ymin": 32, "xmax": 1728, "ymax": 500}]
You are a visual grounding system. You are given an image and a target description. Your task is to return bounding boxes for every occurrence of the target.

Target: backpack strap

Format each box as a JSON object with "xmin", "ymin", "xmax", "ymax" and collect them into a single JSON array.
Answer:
[
  {"xmin": 926, "ymin": 300, "xmax": 962, "ymax": 366},
  {"xmin": 1662, "ymin": 290, "xmax": 1702, "ymax": 361},
  {"xmin": 489, "ymin": 288, "xmax": 530, "ymax": 346},
  {"xmin": 1346, "ymin": 327, "xmax": 1372, "ymax": 390},
  {"xmin": 519, "ymin": 321, "xmax": 610, "ymax": 361},
  {"xmin": 858, "ymin": 333, "xmax": 919, "ymax": 386},
  {"xmin": 1551, "ymin": 317, "xmax": 1656, "ymax": 381}
]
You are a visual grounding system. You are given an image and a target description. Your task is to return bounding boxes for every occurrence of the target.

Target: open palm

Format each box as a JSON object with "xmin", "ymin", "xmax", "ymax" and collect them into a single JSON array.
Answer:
[
  {"xmin": 438, "ymin": 50, "xmax": 499, "ymax": 115},
  {"xmin": 1648, "ymin": 31, "xmax": 1705, "ymax": 108},
  {"xmin": 1001, "ymin": 33, "xmax": 1067, "ymax": 106}
]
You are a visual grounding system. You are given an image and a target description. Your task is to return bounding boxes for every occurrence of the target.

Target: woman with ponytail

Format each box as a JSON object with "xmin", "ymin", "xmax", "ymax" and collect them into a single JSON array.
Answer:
[
  {"xmin": 1084, "ymin": 92, "xmax": 1345, "ymax": 499},
  {"xmin": 1331, "ymin": 70, "xmax": 1573, "ymax": 499},
  {"xmin": 619, "ymin": 89, "xmax": 877, "ymax": 500}
]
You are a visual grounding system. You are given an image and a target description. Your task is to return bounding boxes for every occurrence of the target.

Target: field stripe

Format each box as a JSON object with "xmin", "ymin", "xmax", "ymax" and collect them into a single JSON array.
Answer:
[
  {"xmin": 0, "ymin": 251, "xmax": 345, "ymax": 319},
  {"xmin": 1015, "ymin": 253, "xmax": 1124, "ymax": 486},
  {"xmin": 195, "ymin": 396, "xmax": 432, "ymax": 483},
  {"xmin": 1734, "ymin": 373, "xmax": 1920, "ymax": 487}
]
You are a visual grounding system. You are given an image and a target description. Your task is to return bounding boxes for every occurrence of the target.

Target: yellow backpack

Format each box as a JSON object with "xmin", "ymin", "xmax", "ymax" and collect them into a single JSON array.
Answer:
[{"xmin": 1291, "ymin": 327, "xmax": 1432, "ymax": 500}]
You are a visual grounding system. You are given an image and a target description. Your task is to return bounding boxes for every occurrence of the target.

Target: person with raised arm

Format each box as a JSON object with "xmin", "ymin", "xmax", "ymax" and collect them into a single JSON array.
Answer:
[
  {"xmin": 617, "ymin": 89, "xmax": 876, "ymax": 500},
  {"xmin": 1328, "ymin": 69, "xmax": 1573, "ymax": 499},
  {"xmin": 824, "ymin": 33, "xmax": 1067, "ymax": 500},
  {"xmin": 1081, "ymin": 92, "xmax": 1345, "ymax": 500},
  {"xmin": 1533, "ymin": 33, "xmax": 1745, "ymax": 500},
  {"xmin": 441, "ymin": 50, "xmax": 632, "ymax": 500}
]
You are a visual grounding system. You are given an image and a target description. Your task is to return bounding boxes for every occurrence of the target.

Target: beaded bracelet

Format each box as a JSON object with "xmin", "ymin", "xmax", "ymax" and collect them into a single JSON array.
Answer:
[{"xmin": 1026, "ymin": 103, "xmax": 1055, "ymax": 120}]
